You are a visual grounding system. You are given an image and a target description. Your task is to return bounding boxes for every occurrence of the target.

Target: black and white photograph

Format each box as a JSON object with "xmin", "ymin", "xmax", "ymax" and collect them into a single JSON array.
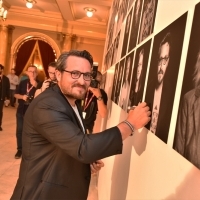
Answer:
[
  {"xmin": 111, "ymin": 63, "xmax": 120, "ymax": 103},
  {"xmin": 116, "ymin": 0, "xmax": 127, "ymax": 36},
  {"xmin": 173, "ymin": 2, "xmax": 200, "ymax": 169},
  {"xmin": 128, "ymin": 39, "xmax": 152, "ymax": 108},
  {"xmin": 138, "ymin": 0, "xmax": 158, "ymax": 44},
  {"xmin": 112, "ymin": 31, "xmax": 121, "ymax": 66},
  {"xmin": 118, "ymin": 51, "xmax": 134, "ymax": 111},
  {"xmin": 121, "ymin": 8, "xmax": 133, "ymax": 58},
  {"xmin": 144, "ymin": 13, "xmax": 187, "ymax": 143},
  {"xmin": 114, "ymin": 58, "xmax": 125, "ymax": 104},
  {"xmin": 128, "ymin": 0, "xmax": 143, "ymax": 52}
]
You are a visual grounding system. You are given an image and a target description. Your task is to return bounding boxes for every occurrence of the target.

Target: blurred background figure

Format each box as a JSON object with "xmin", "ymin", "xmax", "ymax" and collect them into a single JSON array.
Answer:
[
  {"xmin": 0, "ymin": 64, "xmax": 10, "ymax": 131},
  {"xmin": 7, "ymin": 68, "xmax": 19, "ymax": 107},
  {"xmin": 34, "ymin": 62, "xmax": 57, "ymax": 98},
  {"xmin": 14, "ymin": 65, "xmax": 38, "ymax": 159}
]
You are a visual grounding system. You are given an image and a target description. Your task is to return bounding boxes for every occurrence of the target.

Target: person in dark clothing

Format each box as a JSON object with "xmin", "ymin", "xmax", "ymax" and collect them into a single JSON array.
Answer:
[
  {"xmin": 0, "ymin": 64, "xmax": 10, "ymax": 131},
  {"xmin": 34, "ymin": 62, "xmax": 57, "ymax": 98},
  {"xmin": 10, "ymin": 50, "xmax": 150, "ymax": 200},
  {"xmin": 14, "ymin": 65, "xmax": 38, "ymax": 159},
  {"xmin": 83, "ymin": 71, "xmax": 108, "ymax": 133}
]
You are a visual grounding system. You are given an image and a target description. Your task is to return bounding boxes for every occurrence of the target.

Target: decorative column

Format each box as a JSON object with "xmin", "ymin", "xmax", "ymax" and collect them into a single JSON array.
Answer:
[
  {"xmin": 0, "ymin": 24, "xmax": 8, "ymax": 68},
  {"xmin": 5, "ymin": 25, "xmax": 15, "ymax": 75},
  {"xmin": 71, "ymin": 34, "xmax": 77, "ymax": 50},
  {"xmin": 61, "ymin": 33, "xmax": 72, "ymax": 52}
]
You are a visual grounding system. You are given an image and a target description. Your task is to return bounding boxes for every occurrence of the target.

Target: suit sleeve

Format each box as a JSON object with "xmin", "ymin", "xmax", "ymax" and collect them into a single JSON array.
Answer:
[{"xmin": 30, "ymin": 96, "xmax": 123, "ymax": 164}]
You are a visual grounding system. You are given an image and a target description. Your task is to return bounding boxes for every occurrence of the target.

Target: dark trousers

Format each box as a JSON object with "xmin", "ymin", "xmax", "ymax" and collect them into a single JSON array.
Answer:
[
  {"xmin": 16, "ymin": 112, "xmax": 24, "ymax": 150},
  {"xmin": 0, "ymin": 100, "xmax": 4, "ymax": 126},
  {"xmin": 10, "ymin": 89, "xmax": 16, "ymax": 106}
]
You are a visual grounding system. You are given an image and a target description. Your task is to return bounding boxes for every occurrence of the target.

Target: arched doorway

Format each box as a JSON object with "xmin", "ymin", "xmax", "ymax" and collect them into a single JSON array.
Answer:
[{"xmin": 10, "ymin": 32, "xmax": 60, "ymax": 81}]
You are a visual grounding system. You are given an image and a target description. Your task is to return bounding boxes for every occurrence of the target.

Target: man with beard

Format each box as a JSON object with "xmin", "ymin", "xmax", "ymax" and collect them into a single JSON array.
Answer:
[
  {"xmin": 145, "ymin": 32, "xmax": 171, "ymax": 143},
  {"xmin": 11, "ymin": 50, "xmax": 151, "ymax": 200}
]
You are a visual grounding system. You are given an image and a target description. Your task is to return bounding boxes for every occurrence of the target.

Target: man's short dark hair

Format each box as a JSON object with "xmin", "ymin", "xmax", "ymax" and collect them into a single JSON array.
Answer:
[
  {"xmin": 158, "ymin": 32, "xmax": 171, "ymax": 57},
  {"xmin": 0, "ymin": 64, "xmax": 4, "ymax": 70},
  {"xmin": 48, "ymin": 62, "xmax": 57, "ymax": 68},
  {"xmin": 56, "ymin": 50, "xmax": 93, "ymax": 72}
]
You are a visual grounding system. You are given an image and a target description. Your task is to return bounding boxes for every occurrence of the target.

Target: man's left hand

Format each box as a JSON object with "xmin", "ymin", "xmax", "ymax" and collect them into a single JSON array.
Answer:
[{"xmin": 90, "ymin": 160, "xmax": 104, "ymax": 174}]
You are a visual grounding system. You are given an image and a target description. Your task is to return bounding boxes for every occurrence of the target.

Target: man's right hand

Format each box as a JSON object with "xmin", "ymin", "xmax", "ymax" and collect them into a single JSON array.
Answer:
[
  {"xmin": 117, "ymin": 102, "xmax": 151, "ymax": 140},
  {"xmin": 127, "ymin": 102, "xmax": 151, "ymax": 130}
]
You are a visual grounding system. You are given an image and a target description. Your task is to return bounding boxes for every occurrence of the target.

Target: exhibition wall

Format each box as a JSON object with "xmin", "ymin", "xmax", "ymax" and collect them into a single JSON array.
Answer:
[{"xmin": 97, "ymin": 0, "xmax": 200, "ymax": 199}]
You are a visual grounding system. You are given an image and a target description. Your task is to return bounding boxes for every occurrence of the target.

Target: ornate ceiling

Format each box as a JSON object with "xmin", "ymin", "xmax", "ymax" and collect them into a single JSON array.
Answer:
[{"xmin": 2, "ymin": 0, "xmax": 113, "ymax": 40}]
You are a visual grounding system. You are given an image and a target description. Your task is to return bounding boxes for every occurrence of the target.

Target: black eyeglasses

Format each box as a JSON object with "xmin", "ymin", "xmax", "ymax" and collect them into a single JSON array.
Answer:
[
  {"xmin": 62, "ymin": 70, "xmax": 92, "ymax": 81},
  {"xmin": 158, "ymin": 57, "xmax": 169, "ymax": 66}
]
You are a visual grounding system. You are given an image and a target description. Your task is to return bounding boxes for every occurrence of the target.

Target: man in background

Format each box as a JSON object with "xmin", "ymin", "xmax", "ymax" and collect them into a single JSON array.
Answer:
[
  {"xmin": 0, "ymin": 64, "xmax": 10, "ymax": 131},
  {"xmin": 34, "ymin": 62, "xmax": 57, "ymax": 98},
  {"xmin": 7, "ymin": 68, "xmax": 19, "ymax": 107},
  {"xmin": 83, "ymin": 70, "xmax": 108, "ymax": 134},
  {"xmin": 14, "ymin": 65, "xmax": 38, "ymax": 159}
]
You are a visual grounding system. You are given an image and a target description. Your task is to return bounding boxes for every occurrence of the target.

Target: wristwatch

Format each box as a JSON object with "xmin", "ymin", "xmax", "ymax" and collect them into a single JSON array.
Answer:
[{"xmin": 97, "ymin": 96, "xmax": 103, "ymax": 101}]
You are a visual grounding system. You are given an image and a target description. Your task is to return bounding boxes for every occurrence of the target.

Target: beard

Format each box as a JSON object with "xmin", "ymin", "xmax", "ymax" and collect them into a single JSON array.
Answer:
[{"xmin": 62, "ymin": 83, "xmax": 87, "ymax": 100}]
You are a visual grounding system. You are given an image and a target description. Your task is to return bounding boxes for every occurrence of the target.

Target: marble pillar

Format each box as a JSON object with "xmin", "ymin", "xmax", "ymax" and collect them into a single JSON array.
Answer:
[
  {"xmin": 62, "ymin": 33, "xmax": 72, "ymax": 52},
  {"xmin": 0, "ymin": 24, "xmax": 8, "ymax": 67},
  {"xmin": 71, "ymin": 34, "xmax": 77, "ymax": 50}
]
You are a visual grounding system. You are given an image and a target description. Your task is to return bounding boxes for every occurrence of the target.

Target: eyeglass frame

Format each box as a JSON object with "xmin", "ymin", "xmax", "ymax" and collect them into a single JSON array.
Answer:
[
  {"xmin": 158, "ymin": 56, "xmax": 169, "ymax": 66},
  {"xmin": 62, "ymin": 69, "xmax": 92, "ymax": 81}
]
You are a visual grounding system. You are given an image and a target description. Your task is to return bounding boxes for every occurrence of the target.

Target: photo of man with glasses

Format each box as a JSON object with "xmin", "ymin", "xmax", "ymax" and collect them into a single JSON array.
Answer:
[
  {"xmin": 145, "ymin": 32, "xmax": 172, "ymax": 143},
  {"xmin": 144, "ymin": 13, "xmax": 187, "ymax": 143}
]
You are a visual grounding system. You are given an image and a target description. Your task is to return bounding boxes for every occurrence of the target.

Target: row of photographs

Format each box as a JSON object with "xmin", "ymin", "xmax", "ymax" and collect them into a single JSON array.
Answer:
[
  {"xmin": 104, "ymin": 0, "xmax": 158, "ymax": 71},
  {"xmin": 103, "ymin": 2, "xmax": 200, "ymax": 170}
]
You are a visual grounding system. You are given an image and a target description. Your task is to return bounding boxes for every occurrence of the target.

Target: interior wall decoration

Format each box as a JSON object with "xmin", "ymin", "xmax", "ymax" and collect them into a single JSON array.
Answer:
[
  {"xmin": 173, "ymin": 2, "xmax": 200, "ymax": 170},
  {"xmin": 116, "ymin": 0, "xmax": 129, "ymax": 38},
  {"xmin": 100, "ymin": 72, "xmax": 107, "ymax": 90},
  {"xmin": 138, "ymin": 0, "xmax": 158, "ymax": 44},
  {"xmin": 112, "ymin": 58, "xmax": 125, "ymax": 105},
  {"xmin": 111, "ymin": 31, "xmax": 121, "ymax": 66},
  {"xmin": 121, "ymin": 8, "xmax": 133, "ymax": 58},
  {"xmin": 128, "ymin": 39, "xmax": 152, "ymax": 108},
  {"xmin": 127, "ymin": 0, "xmax": 143, "ymax": 53},
  {"xmin": 144, "ymin": 13, "xmax": 187, "ymax": 144},
  {"xmin": 111, "ymin": 62, "xmax": 119, "ymax": 103},
  {"xmin": 118, "ymin": 51, "xmax": 135, "ymax": 111}
]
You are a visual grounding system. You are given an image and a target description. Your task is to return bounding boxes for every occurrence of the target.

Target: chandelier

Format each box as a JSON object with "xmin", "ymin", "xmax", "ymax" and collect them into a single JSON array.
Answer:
[
  {"xmin": 25, "ymin": 0, "xmax": 37, "ymax": 9},
  {"xmin": 84, "ymin": 7, "xmax": 96, "ymax": 18},
  {"xmin": 0, "ymin": 0, "xmax": 7, "ymax": 21}
]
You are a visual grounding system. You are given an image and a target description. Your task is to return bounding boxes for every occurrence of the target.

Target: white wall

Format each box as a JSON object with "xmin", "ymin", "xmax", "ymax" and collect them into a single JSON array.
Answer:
[{"xmin": 97, "ymin": 0, "xmax": 200, "ymax": 199}]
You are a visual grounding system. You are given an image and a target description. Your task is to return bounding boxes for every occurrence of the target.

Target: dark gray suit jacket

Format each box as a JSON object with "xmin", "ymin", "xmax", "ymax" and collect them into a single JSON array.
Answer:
[{"xmin": 11, "ymin": 85, "xmax": 122, "ymax": 200}]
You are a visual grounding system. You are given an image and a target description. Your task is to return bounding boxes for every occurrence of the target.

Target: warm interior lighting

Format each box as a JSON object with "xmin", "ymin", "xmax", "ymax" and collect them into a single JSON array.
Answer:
[
  {"xmin": 25, "ymin": 0, "xmax": 36, "ymax": 9},
  {"xmin": 84, "ymin": 7, "xmax": 96, "ymax": 18},
  {"xmin": 0, "ymin": 0, "xmax": 7, "ymax": 21}
]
